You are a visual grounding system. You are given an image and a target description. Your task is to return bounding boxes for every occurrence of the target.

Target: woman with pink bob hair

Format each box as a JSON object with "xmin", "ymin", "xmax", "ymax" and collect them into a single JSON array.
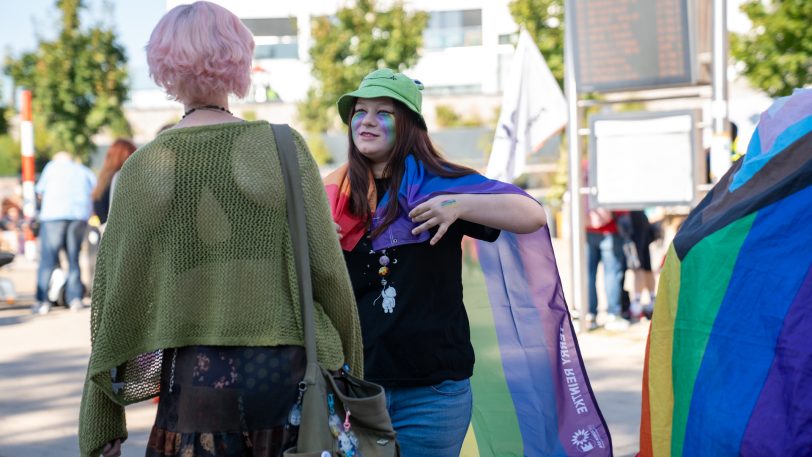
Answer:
[
  {"xmin": 146, "ymin": 1, "xmax": 253, "ymax": 106},
  {"xmin": 78, "ymin": 2, "xmax": 362, "ymax": 457}
]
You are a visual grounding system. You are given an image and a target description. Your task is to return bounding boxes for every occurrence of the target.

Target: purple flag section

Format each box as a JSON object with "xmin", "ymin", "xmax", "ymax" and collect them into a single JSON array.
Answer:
[
  {"xmin": 356, "ymin": 154, "xmax": 612, "ymax": 454},
  {"xmin": 741, "ymin": 264, "xmax": 812, "ymax": 455},
  {"xmin": 759, "ymin": 89, "xmax": 812, "ymax": 152},
  {"xmin": 477, "ymin": 227, "xmax": 612, "ymax": 456}
]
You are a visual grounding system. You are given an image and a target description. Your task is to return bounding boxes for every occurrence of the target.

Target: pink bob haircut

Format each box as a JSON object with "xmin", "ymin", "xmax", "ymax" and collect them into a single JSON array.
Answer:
[{"xmin": 146, "ymin": 1, "xmax": 255, "ymax": 104}]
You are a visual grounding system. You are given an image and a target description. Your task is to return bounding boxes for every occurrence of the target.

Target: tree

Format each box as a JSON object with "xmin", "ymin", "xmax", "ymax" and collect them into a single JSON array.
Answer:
[
  {"xmin": 0, "ymin": 81, "xmax": 8, "ymax": 135},
  {"xmin": 508, "ymin": 0, "xmax": 564, "ymax": 89},
  {"xmin": 298, "ymin": 0, "xmax": 427, "ymax": 162},
  {"xmin": 4, "ymin": 0, "xmax": 130, "ymax": 163},
  {"xmin": 731, "ymin": 0, "xmax": 812, "ymax": 97},
  {"xmin": 0, "ymin": 135, "xmax": 21, "ymax": 176},
  {"xmin": 0, "ymin": 78, "xmax": 20, "ymax": 175}
]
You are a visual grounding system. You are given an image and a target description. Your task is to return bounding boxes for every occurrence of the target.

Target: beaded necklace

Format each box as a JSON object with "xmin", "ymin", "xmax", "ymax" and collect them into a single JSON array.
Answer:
[
  {"xmin": 370, "ymin": 177, "xmax": 398, "ymax": 313},
  {"xmin": 182, "ymin": 104, "xmax": 233, "ymax": 119}
]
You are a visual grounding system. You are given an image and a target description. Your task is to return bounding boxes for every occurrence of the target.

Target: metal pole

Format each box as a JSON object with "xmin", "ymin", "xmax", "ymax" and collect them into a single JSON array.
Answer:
[
  {"xmin": 20, "ymin": 89, "xmax": 37, "ymax": 260},
  {"xmin": 709, "ymin": 0, "xmax": 730, "ymax": 183},
  {"xmin": 564, "ymin": 0, "xmax": 587, "ymax": 333}
]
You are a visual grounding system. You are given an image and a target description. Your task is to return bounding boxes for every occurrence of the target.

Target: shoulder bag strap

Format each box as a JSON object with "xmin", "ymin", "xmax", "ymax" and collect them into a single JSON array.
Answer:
[{"xmin": 271, "ymin": 124, "xmax": 318, "ymax": 366}]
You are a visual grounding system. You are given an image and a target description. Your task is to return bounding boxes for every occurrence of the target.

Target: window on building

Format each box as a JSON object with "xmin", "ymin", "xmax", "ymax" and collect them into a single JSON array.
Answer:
[
  {"xmin": 243, "ymin": 17, "xmax": 299, "ymax": 60},
  {"xmin": 255, "ymin": 42, "xmax": 299, "ymax": 59},
  {"xmin": 498, "ymin": 33, "xmax": 517, "ymax": 45},
  {"xmin": 423, "ymin": 9, "xmax": 482, "ymax": 49},
  {"xmin": 242, "ymin": 17, "xmax": 297, "ymax": 37}
]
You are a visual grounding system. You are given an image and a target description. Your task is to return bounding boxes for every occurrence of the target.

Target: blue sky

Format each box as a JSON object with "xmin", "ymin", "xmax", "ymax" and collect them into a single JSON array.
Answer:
[{"xmin": 0, "ymin": 0, "xmax": 166, "ymax": 103}]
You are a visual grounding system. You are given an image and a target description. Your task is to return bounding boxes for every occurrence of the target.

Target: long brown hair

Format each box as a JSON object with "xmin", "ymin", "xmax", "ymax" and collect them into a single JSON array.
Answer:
[
  {"xmin": 346, "ymin": 99, "xmax": 477, "ymax": 239},
  {"xmin": 107, "ymin": 138, "xmax": 137, "ymax": 166}
]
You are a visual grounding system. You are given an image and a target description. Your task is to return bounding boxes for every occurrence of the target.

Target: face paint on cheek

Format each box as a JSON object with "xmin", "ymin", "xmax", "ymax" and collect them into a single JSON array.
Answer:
[
  {"xmin": 351, "ymin": 112, "xmax": 364, "ymax": 143},
  {"xmin": 378, "ymin": 113, "xmax": 396, "ymax": 149}
]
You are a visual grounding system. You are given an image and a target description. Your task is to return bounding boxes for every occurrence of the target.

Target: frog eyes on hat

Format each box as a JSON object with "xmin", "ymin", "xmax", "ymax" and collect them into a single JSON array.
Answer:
[{"xmin": 412, "ymin": 79, "xmax": 424, "ymax": 90}]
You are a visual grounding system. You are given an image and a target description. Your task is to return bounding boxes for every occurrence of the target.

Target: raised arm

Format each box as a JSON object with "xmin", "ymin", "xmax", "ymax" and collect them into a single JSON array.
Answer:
[{"xmin": 409, "ymin": 193, "xmax": 547, "ymax": 245}]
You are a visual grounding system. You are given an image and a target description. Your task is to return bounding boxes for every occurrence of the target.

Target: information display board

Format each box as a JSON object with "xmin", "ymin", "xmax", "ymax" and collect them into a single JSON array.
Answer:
[
  {"xmin": 570, "ymin": 0, "xmax": 697, "ymax": 93},
  {"xmin": 588, "ymin": 110, "xmax": 700, "ymax": 209}
]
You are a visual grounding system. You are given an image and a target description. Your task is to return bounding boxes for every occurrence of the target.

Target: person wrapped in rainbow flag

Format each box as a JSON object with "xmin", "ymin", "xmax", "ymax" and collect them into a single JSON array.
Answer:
[
  {"xmin": 325, "ymin": 68, "xmax": 612, "ymax": 457},
  {"xmin": 639, "ymin": 88, "xmax": 812, "ymax": 456}
]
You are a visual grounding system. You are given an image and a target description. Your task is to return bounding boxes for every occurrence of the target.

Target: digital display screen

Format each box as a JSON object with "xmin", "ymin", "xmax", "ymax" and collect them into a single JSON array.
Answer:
[{"xmin": 571, "ymin": 0, "xmax": 695, "ymax": 92}]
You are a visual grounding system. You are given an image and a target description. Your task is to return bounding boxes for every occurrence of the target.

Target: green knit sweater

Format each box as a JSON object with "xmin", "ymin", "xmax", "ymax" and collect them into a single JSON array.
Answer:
[{"xmin": 78, "ymin": 121, "xmax": 362, "ymax": 457}]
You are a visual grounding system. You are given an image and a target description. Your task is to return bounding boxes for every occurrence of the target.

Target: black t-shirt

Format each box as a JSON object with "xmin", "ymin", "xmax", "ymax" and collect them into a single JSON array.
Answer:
[{"xmin": 343, "ymin": 178, "xmax": 500, "ymax": 387}]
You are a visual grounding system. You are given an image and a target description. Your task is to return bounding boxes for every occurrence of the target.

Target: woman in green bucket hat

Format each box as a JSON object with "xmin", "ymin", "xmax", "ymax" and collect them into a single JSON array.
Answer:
[{"xmin": 324, "ymin": 68, "xmax": 547, "ymax": 457}]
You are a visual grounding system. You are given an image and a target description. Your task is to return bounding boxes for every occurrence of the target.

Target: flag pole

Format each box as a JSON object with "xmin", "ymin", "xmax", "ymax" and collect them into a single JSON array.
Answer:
[
  {"xmin": 564, "ymin": 1, "xmax": 587, "ymax": 333},
  {"xmin": 20, "ymin": 89, "xmax": 37, "ymax": 260},
  {"xmin": 709, "ymin": 0, "xmax": 731, "ymax": 182}
]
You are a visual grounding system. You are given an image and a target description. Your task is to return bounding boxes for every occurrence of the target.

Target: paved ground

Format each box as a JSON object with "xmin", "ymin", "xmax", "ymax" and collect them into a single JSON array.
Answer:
[{"xmin": 0, "ymin": 240, "xmax": 648, "ymax": 457}]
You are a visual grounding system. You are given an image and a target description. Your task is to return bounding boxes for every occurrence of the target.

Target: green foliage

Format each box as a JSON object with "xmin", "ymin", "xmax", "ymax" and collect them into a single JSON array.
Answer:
[
  {"xmin": 731, "ymin": 0, "xmax": 812, "ymax": 97},
  {"xmin": 0, "ymin": 134, "xmax": 22, "ymax": 176},
  {"xmin": 434, "ymin": 105, "xmax": 460, "ymax": 128},
  {"xmin": 434, "ymin": 104, "xmax": 485, "ymax": 128},
  {"xmin": 306, "ymin": 132, "xmax": 333, "ymax": 166},
  {"xmin": 32, "ymin": 116, "xmax": 56, "ymax": 159},
  {"xmin": 508, "ymin": 0, "xmax": 564, "ymax": 89},
  {"xmin": 0, "ymin": 107, "xmax": 8, "ymax": 136},
  {"xmin": 299, "ymin": 0, "xmax": 428, "ymax": 140},
  {"xmin": 4, "ymin": 0, "xmax": 130, "ymax": 163},
  {"xmin": 0, "ymin": 82, "xmax": 8, "ymax": 135}
]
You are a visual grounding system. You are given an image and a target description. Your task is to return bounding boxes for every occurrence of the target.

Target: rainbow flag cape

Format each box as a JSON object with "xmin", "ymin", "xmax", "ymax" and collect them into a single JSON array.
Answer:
[
  {"xmin": 325, "ymin": 156, "xmax": 612, "ymax": 456},
  {"xmin": 640, "ymin": 88, "xmax": 812, "ymax": 456}
]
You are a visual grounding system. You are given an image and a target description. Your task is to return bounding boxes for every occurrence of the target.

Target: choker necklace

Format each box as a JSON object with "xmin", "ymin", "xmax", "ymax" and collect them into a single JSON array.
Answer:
[{"xmin": 182, "ymin": 104, "xmax": 233, "ymax": 119}]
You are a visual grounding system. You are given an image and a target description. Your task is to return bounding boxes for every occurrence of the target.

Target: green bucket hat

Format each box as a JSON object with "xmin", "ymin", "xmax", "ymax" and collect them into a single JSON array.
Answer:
[{"xmin": 337, "ymin": 68, "xmax": 425, "ymax": 127}]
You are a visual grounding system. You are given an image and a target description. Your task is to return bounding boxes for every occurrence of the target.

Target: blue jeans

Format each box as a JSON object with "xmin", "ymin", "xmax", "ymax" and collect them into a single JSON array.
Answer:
[
  {"xmin": 36, "ymin": 220, "xmax": 87, "ymax": 303},
  {"xmin": 587, "ymin": 232, "xmax": 625, "ymax": 316},
  {"xmin": 385, "ymin": 378, "xmax": 472, "ymax": 457}
]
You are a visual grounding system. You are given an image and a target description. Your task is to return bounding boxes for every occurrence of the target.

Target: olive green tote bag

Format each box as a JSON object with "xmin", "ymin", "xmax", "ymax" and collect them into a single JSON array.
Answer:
[{"xmin": 272, "ymin": 124, "xmax": 400, "ymax": 457}]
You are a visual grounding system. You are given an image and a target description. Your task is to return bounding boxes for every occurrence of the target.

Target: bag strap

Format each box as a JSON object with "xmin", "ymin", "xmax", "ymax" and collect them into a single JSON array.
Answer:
[{"xmin": 271, "ymin": 124, "xmax": 318, "ymax": 366}]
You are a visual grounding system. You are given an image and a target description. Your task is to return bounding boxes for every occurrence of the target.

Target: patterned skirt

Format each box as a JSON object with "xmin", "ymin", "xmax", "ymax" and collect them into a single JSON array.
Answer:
[{"xmin": 146, "ymin": 345, "xmax": 306, "ymax": 457}]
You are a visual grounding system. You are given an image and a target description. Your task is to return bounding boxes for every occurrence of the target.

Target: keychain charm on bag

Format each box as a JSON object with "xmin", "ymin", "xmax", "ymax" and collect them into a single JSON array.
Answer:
[
  {"xmin": 287, "ymin": 381, "xmax": 306, "ymax": 426},
  {"xmin": 274, "ymin": 124, "xmax": 398, "ymax": 457},
  {"xmin": 328, "ymin": 393, "xmax": 361, "ymax": 457}
]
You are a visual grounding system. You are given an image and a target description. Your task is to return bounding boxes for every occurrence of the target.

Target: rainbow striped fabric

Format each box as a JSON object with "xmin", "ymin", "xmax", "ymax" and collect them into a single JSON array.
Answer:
[
  {"xmin": 640, "ymin": 88, "xmax": 812, "ymax": 456},
  {"xmin": 325, "ymin": 156, "xmax": 612, "ymax": 456}
]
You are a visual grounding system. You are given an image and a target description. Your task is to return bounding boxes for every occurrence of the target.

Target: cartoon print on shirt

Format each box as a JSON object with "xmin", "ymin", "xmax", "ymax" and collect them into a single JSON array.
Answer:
[{"xmin": 371, "ymin": 249, "xmax": 397, "ymax": 313}]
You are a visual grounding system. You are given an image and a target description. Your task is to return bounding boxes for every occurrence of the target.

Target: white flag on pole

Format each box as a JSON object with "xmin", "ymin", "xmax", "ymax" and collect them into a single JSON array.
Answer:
[{"xmin": 486, "ymin": 29, "xmax": 568, "ymax": 182}]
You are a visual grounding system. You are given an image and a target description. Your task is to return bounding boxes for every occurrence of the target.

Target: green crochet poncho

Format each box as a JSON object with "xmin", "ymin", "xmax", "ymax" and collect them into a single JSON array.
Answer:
[{"xmin": 78, "ymin": 121, "xmax": 362, "ymax": 457}]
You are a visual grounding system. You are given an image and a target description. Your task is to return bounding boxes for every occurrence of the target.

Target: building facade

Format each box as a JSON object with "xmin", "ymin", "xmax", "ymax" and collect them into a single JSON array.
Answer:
[
  {"xmin": 134, "ymin": 0, "xmax": 521, "ymax": 108},
  {"xmin": 125, "ymin": 0, "xmax": 528, "ymax": 160}
]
